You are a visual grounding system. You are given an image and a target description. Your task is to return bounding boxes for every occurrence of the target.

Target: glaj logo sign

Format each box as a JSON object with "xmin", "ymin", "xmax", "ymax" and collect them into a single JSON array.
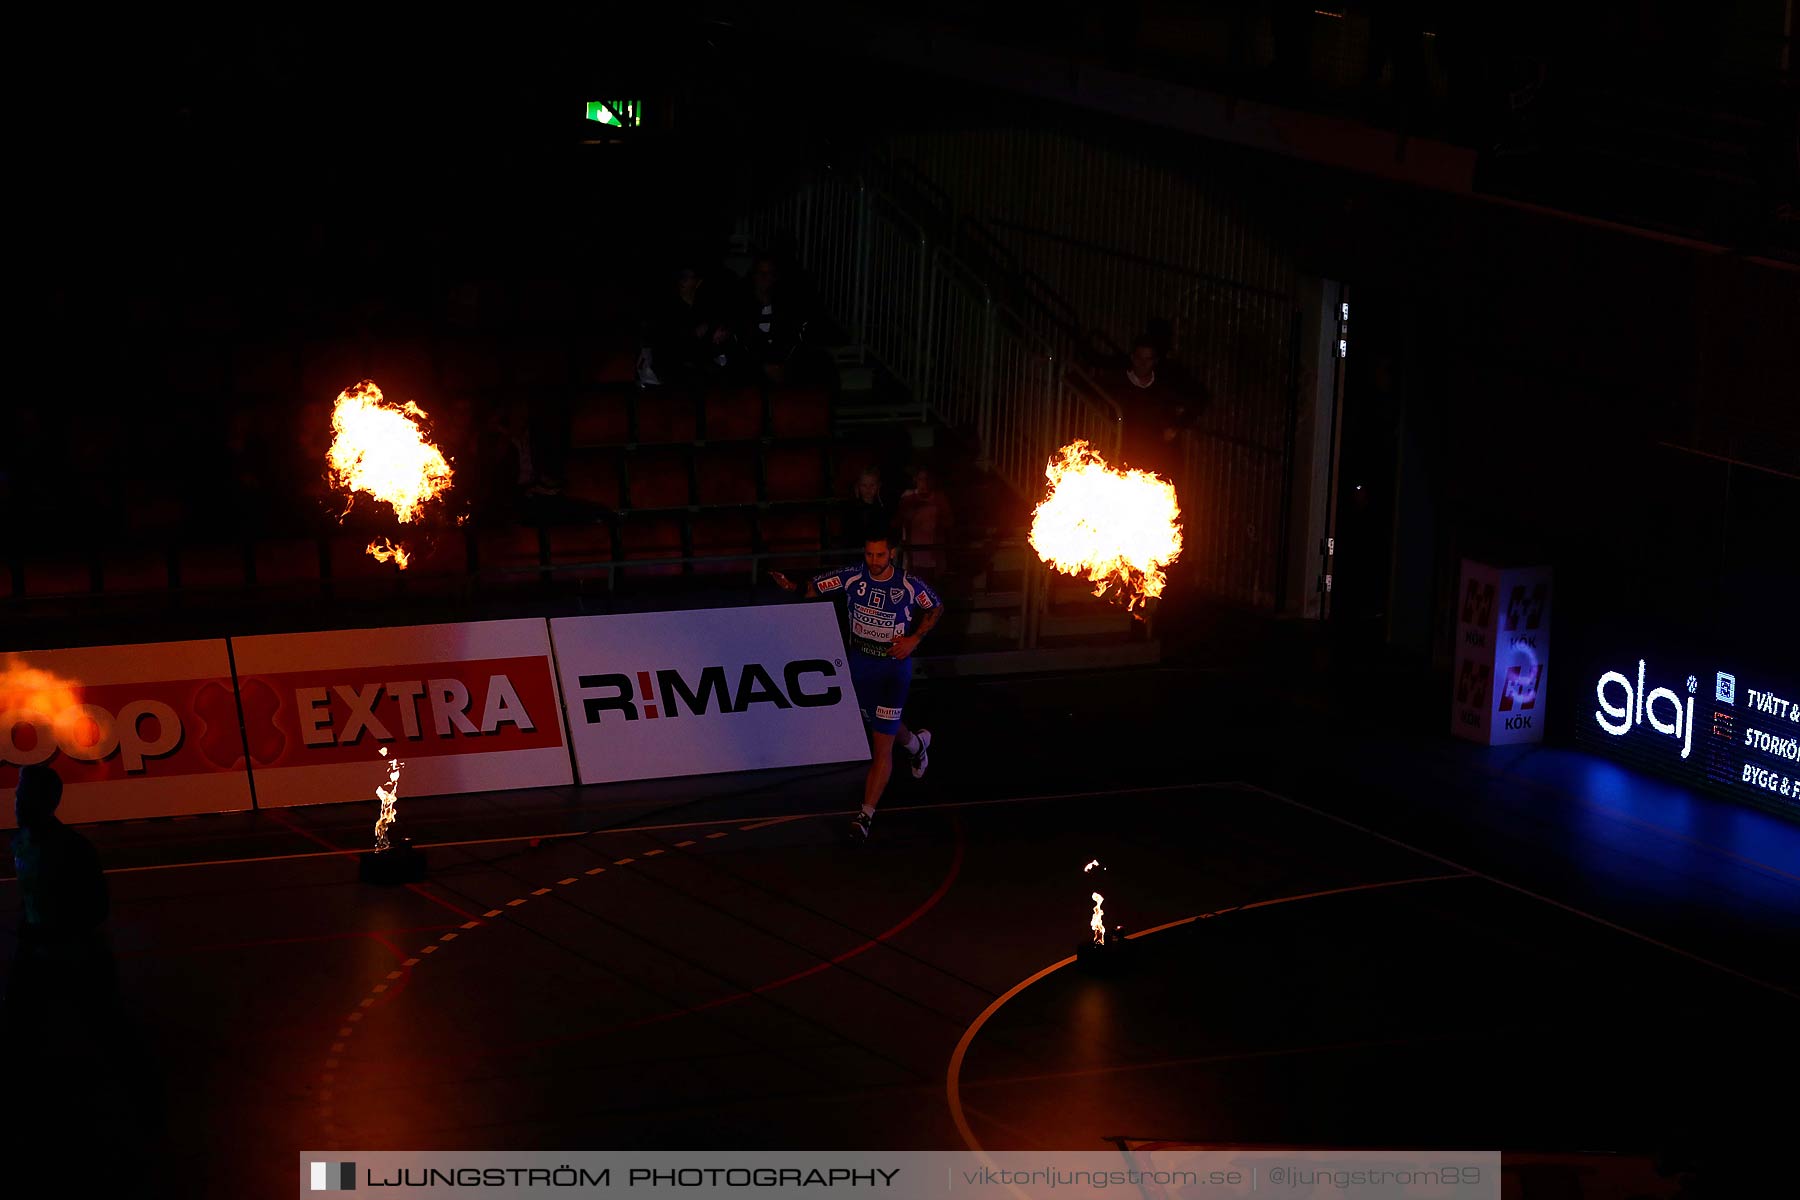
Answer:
[{"xmin": 1595, "ymin": 659, "xmax": 1695, "ymax": 760}]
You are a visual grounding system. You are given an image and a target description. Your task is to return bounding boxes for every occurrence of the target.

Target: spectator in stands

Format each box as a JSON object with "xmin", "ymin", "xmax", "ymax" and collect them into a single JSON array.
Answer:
[
  {"xmin": 637, "ymin": 264, "xmax": 722, "ymax": 389},
  {"xmin": 527, "ymin": 392, "xmax": 573, "ymax": 499},
  {"xmin": 724, "ymin": 256, "xmax": 808, "ymax": 385},
  {"xmin": 1364, "ymin": 0, "xmax": 1428, "ymax": 126},
  {"xmin": 898, "ymin": 465, "xmax": 954, "ymax": 573},
  {"xmin": 842, "ymin": 466, "xmax": 890, "ymax": 549},
  {"xmin": 222, "ymin": 406, "xmax": 273, "ymax": 535},
  {"xmin": 472, "ymin": 399, "xmax": 532, "ymax": 523},
  {"xmin": 1114, "ymin": 334, "xmax": 1201, "ymax": 478},
  {"xmin": 6, "ymin": 765, "xmax": 112, "ymax": 1020}
]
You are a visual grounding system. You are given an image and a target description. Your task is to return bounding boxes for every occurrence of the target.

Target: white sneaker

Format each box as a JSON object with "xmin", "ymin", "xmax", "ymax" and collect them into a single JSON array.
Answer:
[{"xmin": 909, "ymin": 729, "xmax": 932, "ymax": 779}]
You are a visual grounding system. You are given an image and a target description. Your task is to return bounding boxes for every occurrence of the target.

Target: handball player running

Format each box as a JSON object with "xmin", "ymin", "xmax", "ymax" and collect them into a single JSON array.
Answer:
[{"xmin": 770, "ymin": 531, "xmax": 941, "ymax": 841}]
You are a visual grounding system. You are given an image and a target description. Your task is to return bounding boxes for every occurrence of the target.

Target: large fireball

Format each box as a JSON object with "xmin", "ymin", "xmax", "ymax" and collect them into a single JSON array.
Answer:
[
  {"xmin": 326, "ymin": 379, "xmax": 453, "ymax": 567},
  {"xmin": 1029, "ymin": 441, "xmax": 1182, "ymax": 610}
]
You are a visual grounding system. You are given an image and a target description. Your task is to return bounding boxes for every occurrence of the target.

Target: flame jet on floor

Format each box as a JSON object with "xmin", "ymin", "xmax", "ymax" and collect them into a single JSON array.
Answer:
[{"xmin": 359, "ymin": 745, "xmax": 426, "ymax": 885}]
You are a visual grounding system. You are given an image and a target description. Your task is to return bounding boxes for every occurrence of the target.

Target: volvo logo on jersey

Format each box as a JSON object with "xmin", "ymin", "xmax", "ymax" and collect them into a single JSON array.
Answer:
[{"xmin": 550, "ymin": 606, "xmax": 871, "ymax": 784}]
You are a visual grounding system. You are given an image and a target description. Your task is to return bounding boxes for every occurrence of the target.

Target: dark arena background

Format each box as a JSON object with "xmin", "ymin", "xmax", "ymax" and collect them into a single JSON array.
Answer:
[{"xmin": 7, "ymin": 8, "xmax": 1798, "ymax": 1199}]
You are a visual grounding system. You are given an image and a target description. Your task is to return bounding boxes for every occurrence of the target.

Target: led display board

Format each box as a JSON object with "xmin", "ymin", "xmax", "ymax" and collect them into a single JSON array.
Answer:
[{"xmin": 1571, "ymin": 646, "xmax": 1799, "ymax": 817}]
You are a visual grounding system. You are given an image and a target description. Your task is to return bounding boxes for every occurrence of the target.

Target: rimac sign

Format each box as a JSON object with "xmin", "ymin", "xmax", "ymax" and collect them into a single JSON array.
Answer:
[{"xmin": 550, "ymin": 605, "xmax": 871, "ymax": 784}]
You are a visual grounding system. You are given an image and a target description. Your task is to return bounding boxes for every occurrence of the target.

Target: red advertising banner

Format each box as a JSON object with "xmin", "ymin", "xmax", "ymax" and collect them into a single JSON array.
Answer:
[
  {"xmin": 229, "ymin": 620, "xmax": 573, "ymax": 808},
  {"xmin": 1, "ymin": 640, "xmax": 254, "ymax": 826}
]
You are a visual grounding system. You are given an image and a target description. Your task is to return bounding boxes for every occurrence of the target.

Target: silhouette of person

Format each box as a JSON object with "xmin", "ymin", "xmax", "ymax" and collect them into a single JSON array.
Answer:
[
  {"xmin": 6, "ymin": 764, "xmax": 112, "ymax": 1019},
  {"xmin": 6, "ymin": 765, "xmax": 158, "ymax": 1192}
]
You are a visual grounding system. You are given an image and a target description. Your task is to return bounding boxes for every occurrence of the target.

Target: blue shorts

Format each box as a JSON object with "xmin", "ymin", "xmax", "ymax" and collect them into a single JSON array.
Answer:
[{"xmin": 848, "ymin": 652, "xmax": 912, "ymax": 734}]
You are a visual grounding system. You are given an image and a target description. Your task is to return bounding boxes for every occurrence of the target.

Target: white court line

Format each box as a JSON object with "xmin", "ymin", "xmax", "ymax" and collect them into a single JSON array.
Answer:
[
  {"xmin": 947, "ymin": 872, "xmax": 1474, "ymax": 1158},
  {"xmin": 13, "ymin": 770, "xmax": 1787, "ymax": 1002},
  {"xmin": 1223, "ymin": 780, "xmax": 1799, "ymax": 1002},
  {"xmin": 16, "ymin": 782, "xmax": 1210, "ymax": 878}
]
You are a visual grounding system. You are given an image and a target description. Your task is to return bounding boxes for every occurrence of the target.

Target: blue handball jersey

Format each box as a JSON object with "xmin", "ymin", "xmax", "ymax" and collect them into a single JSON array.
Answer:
[{"xmin": 812, "ymin": 565, "xmax": 942, "ymax": 656}]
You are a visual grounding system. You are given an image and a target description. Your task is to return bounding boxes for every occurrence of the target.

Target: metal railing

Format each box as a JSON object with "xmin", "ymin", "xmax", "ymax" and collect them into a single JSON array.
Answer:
[
  {"xmin": 745, "ymin": 172, "xmax": 1123, "ymax": 500},
  {"xmin": 4, "ymin": 537, "xmax": 1061, "ymax": 656},
  {"xmin": 748, "ymin": 154, "xmax": 1306, "ymax": 611}
]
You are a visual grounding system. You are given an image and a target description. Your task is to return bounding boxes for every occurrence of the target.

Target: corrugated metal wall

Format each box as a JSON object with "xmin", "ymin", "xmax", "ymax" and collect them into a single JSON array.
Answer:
[{"xmin": 888, "ymin": 127, "xmax": 1303, "ymax": 608}]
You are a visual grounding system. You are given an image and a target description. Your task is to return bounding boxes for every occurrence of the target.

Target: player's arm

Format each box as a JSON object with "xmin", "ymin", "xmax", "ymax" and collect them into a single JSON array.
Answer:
[
  {"xmin": 912, "ymin": 603, "xmax": 943, "ymax": 641},
  {"xmin": 769, "ymin": 569, "xmax": 828, "ymax": 599},
  {"xmin": 890, "ymin": 587, "xmax": 944, "ymax": 659}
]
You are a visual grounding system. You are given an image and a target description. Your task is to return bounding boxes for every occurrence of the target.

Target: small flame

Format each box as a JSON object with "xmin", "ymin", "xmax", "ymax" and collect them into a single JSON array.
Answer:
[
  {"xmin": 1090, "ymin": 892, "xmax": 1106, "ymax": 945},
  {"xmin": 327, "ymin": 379, "xmax": 453, "ymax": 567},
  {"xmin": 1030, "ymin": 440, "xmax": 1182, "ymax": 611},
  {"xmin": 373, "ymin": 745, "xmax": 404, "ymax": 852},
  {"xmin": 367, "ymin": 539, "xmax": 412, "ymax": 570},
  {"xmin": 1083, "ymin": 859, "xmax": 1101, "ymax": 873}
]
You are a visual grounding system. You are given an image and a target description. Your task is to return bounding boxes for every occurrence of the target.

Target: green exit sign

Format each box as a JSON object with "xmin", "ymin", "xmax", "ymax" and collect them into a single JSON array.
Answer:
[{"xmin": 584, "ymin": 100, "xmax": 642, "ymax": 128}]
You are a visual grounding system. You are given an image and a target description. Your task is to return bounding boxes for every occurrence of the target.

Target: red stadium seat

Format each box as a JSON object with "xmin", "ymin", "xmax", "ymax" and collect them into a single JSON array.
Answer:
[
  {"xmin": 585, "ymin": 286, "xmax": 637, "ymax": 326},
  {"xmin": 634, "ymin": 392, "xmax": 699, "ymax": 444},
  {"xmin": 511, "ymin": 338, "xmax": 571, "ymax": 387},
  {"xmin": 625, "ymin": 446, "xmax": 692, "ymax": 509},
  {"xmin": 832, "ymin": 444, "xmax": 884, "ymax": 498},
  {"xmin": 693, "ymin": 445, "xmax": 760, "ymax": 506},
  {"xmin": 577, "ymin": 341, "xmax": 639, "ymax": 386},
  {"xmin": 703, "ymin": 387, "xmax": 765, "ymax": 441},
  {"xmin": 177, "ymin": 543, "xmax": 248, "ymax": 593},
  {"xmin": 759, "ymin": 506, "xmax": 829, "ymax": 575},
  {"xmin": 762, "ymin": 444, "xmax": 828, "ymax": 502},
  {"xmin": 122, "ymin": 490, "xmax": 189, "ymax": 538},
  {"xmin": 231, "ymin": 341, "xmax": 297, "ymax": 396},
  {"xmin": 769, "ymin": 387, "xmax": 831, "ymax": 438},
  {"xmin": 475, "ymin": 525, "xmax": 545, "ymax": 591},
  {"xmin": 618, "ymin": 514, "xmax": 685, "ymax": 578},
  {"xmin": 516, "ymin": 278, "xmax": 574, "ymax": 326},
  {"xmin": 564, "ymin": 451, "xmax": 624, "ymax": 509},
  {"xmin": 253, "ymin": 538, "xmax": 322, "ymax": 589},
  {"xmin": 164, "ymin": 345, "xmax": 229, "ymax": 393},
  {"xmin": 368, "ymin": 339, "xmax": 436, "ymax": 401},
  {"xmin": 405, "ymin": 533, "xmax": 471, "ymax": 588},
  {"xmin": 100, "ymin": 547, "xmax": 171, "ymax": 594},
  {"xmin": 570, "ymin": 392, "xmax": 631, "ymax": 447},
  {"xmin": 301, "ymin": 340, "xmax": 369, "ymax": 403},
  {"xmin": 470, "ymin": 278, "xmax": 517, "ymax": 325},
  {"xmin": 689, "ymin": 511, "xmax": 755, "ymax": 576},
  {"xmin": 22, "ymin": 555, "xmax": 95, "ymax": 598},
  {"xmin": 327, "ymin": 536, "xmax": 403, "ymax": 588},
  {"xmin": 546, "ymin": 524, "xmax": 617, "ymax": 584},
  {"xmin": 440, "ymin": 335, "xmax": 507, "ymax": 392}
]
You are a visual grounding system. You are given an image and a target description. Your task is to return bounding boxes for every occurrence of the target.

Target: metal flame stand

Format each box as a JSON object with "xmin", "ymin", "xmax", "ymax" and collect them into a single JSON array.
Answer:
[
  {"xmin": 359, "ymin": 837, "xmax": 427, "ymax": 885},
  {"xmin": 1076, "ymin": 927, "xmax": 1132, "ymax": 975}
]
